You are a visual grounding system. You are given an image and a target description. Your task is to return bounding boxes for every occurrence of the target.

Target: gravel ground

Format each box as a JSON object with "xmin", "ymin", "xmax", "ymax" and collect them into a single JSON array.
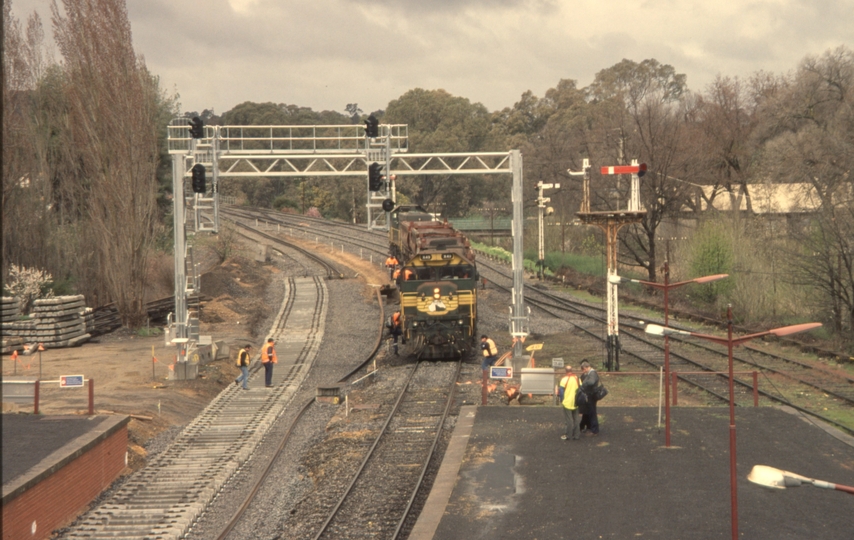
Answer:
[{"xmin": 111, "ymin": 221, "xmax": 576, "ymax": 540}]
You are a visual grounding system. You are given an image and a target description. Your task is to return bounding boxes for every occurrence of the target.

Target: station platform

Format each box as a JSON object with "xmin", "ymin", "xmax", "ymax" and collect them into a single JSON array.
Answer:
[
  {"xmin": 2, "ymin": 414, "xmax": 129, "ymax": 540},
  {"xmin": 411, "ymin": 406, "xmax": 854, "ymax": 540}
]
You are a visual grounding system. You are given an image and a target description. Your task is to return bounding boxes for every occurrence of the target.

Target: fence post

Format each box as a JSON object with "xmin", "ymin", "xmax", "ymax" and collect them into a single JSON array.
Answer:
[
  {"xmin": 753, "ymin": 371, "xmax": 758, "ymax": 407},
  {"xmin": 482, "ymin": 369, "xmax": 488, "ymax": 406},
  {"xmin": 671, "ymin": 371, "xmax": 678, "ymax": 406},
  {"xmin": 34, "ymin": 380, "xmax": 40, "ymax": 415},
  {"xmin": 88, "ymin": 379, "xmax": 94, "ymax": 415}
]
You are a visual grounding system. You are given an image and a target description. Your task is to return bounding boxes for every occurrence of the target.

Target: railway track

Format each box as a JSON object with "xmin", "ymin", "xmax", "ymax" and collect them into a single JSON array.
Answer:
[
  {"xmin": 63, "ymin": 275, "xmax": 329, "ymax": 539},
  {"xmin": 222, "ymin": 206, "xmax": 389, "ymax": 263},
  {"xmin": 314, "ymin": 361, "xmax": 461, "ymax": 540}
]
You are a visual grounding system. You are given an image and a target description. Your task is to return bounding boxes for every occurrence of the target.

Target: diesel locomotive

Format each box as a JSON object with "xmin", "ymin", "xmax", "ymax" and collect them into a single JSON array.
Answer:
[{"xmin": 387, "ymin": 204, "xmax": 479, "ymax": 360}]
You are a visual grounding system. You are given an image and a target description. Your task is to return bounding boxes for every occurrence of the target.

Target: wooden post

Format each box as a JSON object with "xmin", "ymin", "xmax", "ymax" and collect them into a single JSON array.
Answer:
[
  {"xmin": 671, "ymin": 372, "xmax": 678, "ymax": 406},
  {"xmin": 34, "ymin": 380, "xmax": 40, "ymax": 414},
  {"xmin": 753, "ymin": 371, "xmax": 758, "ymax": 407},
  {"xmin": 88, "ymin": 379, "xmax": 94, "ymax": 415}
]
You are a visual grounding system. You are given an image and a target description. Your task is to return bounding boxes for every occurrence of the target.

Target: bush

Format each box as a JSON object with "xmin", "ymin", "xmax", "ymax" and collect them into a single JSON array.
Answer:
[
  {"xmin": 3, "ymin": 264, "xmax": 55, "ymax": 314},
  {"xmin": 686, "ymin": 220, "xmax": 735, "ymax": 304}
]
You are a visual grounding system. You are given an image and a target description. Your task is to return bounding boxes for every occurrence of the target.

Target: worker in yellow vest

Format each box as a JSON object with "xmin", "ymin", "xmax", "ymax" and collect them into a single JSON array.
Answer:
[
  {"xmin": 261, "ymin": 338, "xmax": 277, "ymax": 388},
  {"xmin": 557, "ymin": 364, "xmax": 581, "ymax": 440}
]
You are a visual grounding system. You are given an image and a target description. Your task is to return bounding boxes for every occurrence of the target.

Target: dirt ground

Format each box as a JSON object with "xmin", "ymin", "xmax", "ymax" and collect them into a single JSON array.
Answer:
[{"xmin": 1, "ymin": 236, "xmax": 390, "ymax": 471}]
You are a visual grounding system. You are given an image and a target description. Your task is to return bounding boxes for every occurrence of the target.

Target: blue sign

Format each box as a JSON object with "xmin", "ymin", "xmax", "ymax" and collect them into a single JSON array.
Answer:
[
  {"xmin": 490, "ymin": 366, "xmax": 513, "ymax": 379},
  {"xmin": 60, "ymin": 375, "xmax": 84, "ymax": 388}
]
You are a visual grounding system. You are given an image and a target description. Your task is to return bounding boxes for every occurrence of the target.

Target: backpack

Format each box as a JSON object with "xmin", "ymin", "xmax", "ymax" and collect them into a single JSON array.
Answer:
[{"xmin": 574, "ymin": 387, "xmax": 588, "ymax": 408}]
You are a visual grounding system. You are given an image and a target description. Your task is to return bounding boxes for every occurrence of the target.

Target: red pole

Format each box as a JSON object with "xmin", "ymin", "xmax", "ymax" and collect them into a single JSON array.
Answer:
[
  {"xmin": 727, "ymin": 306, "xmax": 739, "ymax": 540},
  {"xmin": 753, "ymin": 371, "xmax": 758, "ymax": 407},
  {"xmin": 88, "ymin": 378, "xmax": 94, "ymax": 415},
  {"xmin": 34, "ymin": 380, "xmax": 40, "ymax": 414},
  {"xmin": 671, "ymin": 372, "xmax": 678, "ymax": 406},
  {"xmin": 481, "ymin": 369, "xmax": 488, "ymax": 405},
  {"xmin": 663, "ymin": 262, "xmax": 671, "ymax": 448}
]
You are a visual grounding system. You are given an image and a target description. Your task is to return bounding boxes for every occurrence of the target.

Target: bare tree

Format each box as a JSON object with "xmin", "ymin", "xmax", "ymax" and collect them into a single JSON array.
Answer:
[
  {"xmin": 758, "ymin": 47, "xmax": 854, "ymax": 337},
  {"xmin": 52, "ymin": 0, "xmax": 161, "ymax": 325},
  {"xmin": 584, "ymin": 59, "xmax": 694, "ymax": 282}
]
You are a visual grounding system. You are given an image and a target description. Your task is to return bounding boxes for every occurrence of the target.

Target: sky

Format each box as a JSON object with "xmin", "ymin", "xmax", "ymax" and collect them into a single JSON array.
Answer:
[{"xmin": 9, "ymin": 0, "xmax": 854, "ymax": 116}]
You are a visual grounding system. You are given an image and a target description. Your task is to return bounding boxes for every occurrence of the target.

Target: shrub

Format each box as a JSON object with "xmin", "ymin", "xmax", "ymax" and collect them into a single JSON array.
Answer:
[
  {"xmin": 4, "ymin": 264, "xmax": 55, "ymax": 314},
  {"xmin": 686, "ymin": 220, "xmax": 735, "ymax": 304}
]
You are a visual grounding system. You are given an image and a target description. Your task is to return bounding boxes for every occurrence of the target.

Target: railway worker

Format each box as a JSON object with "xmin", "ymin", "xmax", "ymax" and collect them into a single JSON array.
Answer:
[
  {"xmin": 393, "ymin": 267, "xmax": 401, "ymax": 281},
  {"xmin": 385, "ymin": 254, "xmax": 399, "ymax": 279},
  {"xmin": 261, "ymin": 338, "xmax": 277, "ymax": 387},
  {"xmin": 480, "ymin": 335, "xmax": 499, "ymax": 371},
  {"xmin": 234, "ymin": 344, "xmax": 252, "ymax": 390},
  {"xmin": 403, "ymin": 268, "xmax": 415, "ymax": 281},
  {"xmin": 557, "ymin": 364, "xmax": 581, "ymax": 440},
  {"xmin": 389, "ymin": 310, "xmax": 403, "ymax": 355},
  {"xmin": 579, "ymin": 360, "xmax": 600, "ymax": 435}
]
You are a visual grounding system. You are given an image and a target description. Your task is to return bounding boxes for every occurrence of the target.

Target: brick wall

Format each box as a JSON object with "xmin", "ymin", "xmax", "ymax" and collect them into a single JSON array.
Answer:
[{"xmin": 2, "ymin": 425, "xmax": 127, "ymax": 540}]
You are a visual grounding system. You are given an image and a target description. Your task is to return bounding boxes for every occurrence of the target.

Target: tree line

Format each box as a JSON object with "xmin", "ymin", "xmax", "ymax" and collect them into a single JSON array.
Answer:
[{"xmin": 3, "ymin": 0, "xmax": 852, "ymax": 344}]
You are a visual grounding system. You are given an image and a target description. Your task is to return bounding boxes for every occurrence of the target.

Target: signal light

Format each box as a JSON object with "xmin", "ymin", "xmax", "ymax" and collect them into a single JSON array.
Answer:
[
  {"xmin": 189, "ymin": 116, "xmax": 204, "ymax": 139},
  {"xmin": 365, "ymin": 114, "xmax": 379, "ymax": 138},
  {"xmin": 191, "ymin": 164, "xmax": 206, "ymax": 193},
  {"xmin": 368, "ymin": 162, "xmax": 383, "ymax": 191}
]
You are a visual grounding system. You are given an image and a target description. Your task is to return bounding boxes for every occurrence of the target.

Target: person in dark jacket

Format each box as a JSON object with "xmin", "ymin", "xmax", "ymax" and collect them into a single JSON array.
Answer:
[{"xmin": 579, "ymin": 360, "xmax": 600, "ymax": 435}]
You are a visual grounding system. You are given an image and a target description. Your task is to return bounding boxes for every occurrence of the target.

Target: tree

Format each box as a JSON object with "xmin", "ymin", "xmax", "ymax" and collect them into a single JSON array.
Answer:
[
  {"xmin": 384, "ymin": 88, "xmax": 499, "ymax": 216},
  {"xmin": 757, "ymin": 47, "xmax": 854, "ymax": 336},
  {"xmin": 583, "ymin": 59, "xmax": 693, "ymax": 282},
  {"xmin": 51, "ymin": 0, "xmax": 164, "ymax": 326}
]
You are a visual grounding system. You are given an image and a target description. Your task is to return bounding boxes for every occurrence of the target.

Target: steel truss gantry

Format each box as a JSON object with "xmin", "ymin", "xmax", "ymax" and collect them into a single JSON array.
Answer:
[{"xmin": 166, "ymin": 120, "xmax": 529, "ymax": 364}]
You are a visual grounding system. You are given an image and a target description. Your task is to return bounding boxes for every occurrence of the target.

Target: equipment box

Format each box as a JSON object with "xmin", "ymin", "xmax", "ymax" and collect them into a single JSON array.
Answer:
[{"xmin": 519, "ymin": 367, "xmax": 556, "ymax": 395}]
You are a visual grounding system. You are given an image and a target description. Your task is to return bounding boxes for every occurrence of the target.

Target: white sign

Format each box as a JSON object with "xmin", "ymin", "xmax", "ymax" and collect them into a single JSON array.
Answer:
[
  {"xmin": 60, "ymin": 375, "xmax": 84, "ymax": 388},
  {"xmin": 490, "ymin": 366, "xmax": 513, "ymax": 379}
]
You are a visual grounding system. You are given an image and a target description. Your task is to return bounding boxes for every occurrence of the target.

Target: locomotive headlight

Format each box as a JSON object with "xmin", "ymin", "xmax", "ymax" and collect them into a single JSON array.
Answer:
[
  {"xmin": 433, "ymin": 287, "xmax": 441, "ymax": 299},
  {"xmin": 412, "ymin": 321, "xmax": 418, "ymax": 327},
  {"xmin": 458, "ymin": 319, "xmax": 464, "ymax": 325}
]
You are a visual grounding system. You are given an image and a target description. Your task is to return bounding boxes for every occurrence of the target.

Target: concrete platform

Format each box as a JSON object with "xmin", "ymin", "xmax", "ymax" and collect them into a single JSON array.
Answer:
[{"xmin": 413, "ymin": 406, "xmax": 854, "ymax": 540}]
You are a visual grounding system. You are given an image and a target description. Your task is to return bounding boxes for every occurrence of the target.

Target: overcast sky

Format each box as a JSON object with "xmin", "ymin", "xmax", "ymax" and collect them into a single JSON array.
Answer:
[{"xmin": 10, "ymin": 0, "xmax": 854, "ymax": 116}]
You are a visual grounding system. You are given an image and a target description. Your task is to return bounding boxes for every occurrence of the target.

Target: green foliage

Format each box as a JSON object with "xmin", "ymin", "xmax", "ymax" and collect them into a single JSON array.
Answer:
[
  {"xmin": 273, "ymin": 195, "xmax": 299, "ymax": 211},
  {"xmin": 136, "ymin": 326, "xmax": 163, "ymax": 337},
  {"xmin": 580, "ymin": 234, "xmax": 604, "ymax": 257},
  {"xmin": 544, "ymin": 251, "xmax": 606, "ymax": 277},
  {"xmin": 687, "ymin": 221, "xmax": 735, "ymax": 303},
  {"xmin": 49, "ymin": 275, "xmax": 77, "ymax": 296},
  {"xmin": 221, "ymin": 101, "xmax": 350, "ymax": 125}
]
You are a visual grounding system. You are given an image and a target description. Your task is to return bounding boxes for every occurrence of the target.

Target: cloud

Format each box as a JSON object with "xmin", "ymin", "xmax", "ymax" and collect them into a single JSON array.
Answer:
[{"xmin": 9, "ymin": 0, "xmax": 854, "ymax": 115}]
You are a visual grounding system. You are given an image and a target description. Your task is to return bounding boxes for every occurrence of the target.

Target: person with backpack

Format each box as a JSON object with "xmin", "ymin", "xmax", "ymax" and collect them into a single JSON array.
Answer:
[
  {"xmin": 556, "ymin": 364, "xmax": 581, "ymax": 440},
  {"xmin": 234, "ymin": 344, "xmax": 252, "ymax": 390},
  {"xmin": 261, "ymin": 338, "xmax": 277, "ymax": 387},
  {"xmin": 579, "ymin": 360, "xmax": 600, "ymax": 435}
]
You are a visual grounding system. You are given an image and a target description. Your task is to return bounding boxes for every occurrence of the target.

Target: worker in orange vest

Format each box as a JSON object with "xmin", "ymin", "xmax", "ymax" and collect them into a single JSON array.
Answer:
[
  {"xmin": 261, "ymin": 338, "xmax": 277, "ymax": 388},
  {"xmin": 385, "ymin": 254, "xmax": 399, "ymax": 279},
  {"xmin": 389, "ymin": 310, "xmax": 402, "ymax": 355}
]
